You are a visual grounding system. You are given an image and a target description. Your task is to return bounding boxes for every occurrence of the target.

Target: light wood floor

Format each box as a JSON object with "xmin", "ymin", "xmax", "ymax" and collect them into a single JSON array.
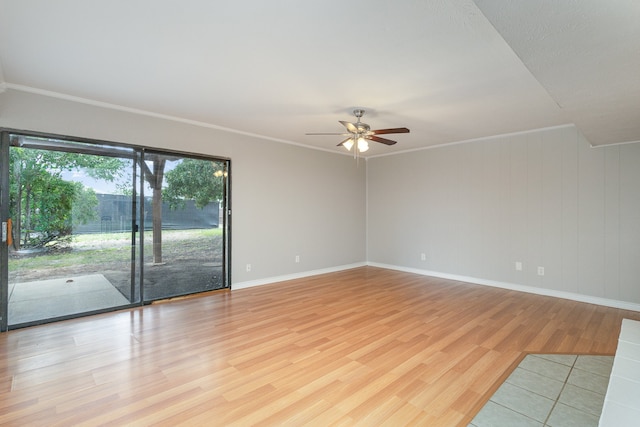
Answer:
[{"xmin": 1, "ymin": 267, "xmax": 639, "ymax": 426}]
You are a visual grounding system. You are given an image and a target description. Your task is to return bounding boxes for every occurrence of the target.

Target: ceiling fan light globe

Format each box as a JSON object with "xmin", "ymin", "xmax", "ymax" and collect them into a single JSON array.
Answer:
[
  {"xmin": 357, "ymin": 138, "xmax": 369, "ymax": 152},
  {"xmin": 343, "ymin": 139, "xmax": 354, "ymax": 151}
]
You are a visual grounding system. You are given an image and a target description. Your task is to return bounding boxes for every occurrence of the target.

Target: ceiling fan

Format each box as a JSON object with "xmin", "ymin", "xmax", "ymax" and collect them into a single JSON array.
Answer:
[{"xmin": 306, "ymin": 109, "xmax": 409, "ymax": 155}]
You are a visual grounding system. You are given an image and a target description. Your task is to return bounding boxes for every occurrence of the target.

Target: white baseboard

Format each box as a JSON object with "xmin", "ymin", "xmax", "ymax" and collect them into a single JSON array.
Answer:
[
  {"xmin": 231, "ymin": 261, "xmax": 640, "ymax": 313},
  {"xmin": 367, "ymin": 262, "xmax": 640, "ymax": 313},
  {"xmin": 232, "ymin": 262, "xmax": 367, "ymax": 290}
]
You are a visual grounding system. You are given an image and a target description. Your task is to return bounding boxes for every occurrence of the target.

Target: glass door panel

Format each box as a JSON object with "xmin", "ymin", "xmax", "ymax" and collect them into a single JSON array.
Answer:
[
  {"xmin": 141, "ymin": 152, "xmax": 228, "ymax": 301},
  {"xmin": 6, "ymin": 135, "xmax": 139, "ymax": 327}
]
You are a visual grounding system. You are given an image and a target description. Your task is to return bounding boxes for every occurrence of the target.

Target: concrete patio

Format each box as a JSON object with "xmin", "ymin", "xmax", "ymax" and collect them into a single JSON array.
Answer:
[{"xmin": 8, "ymin": 274, "xmax": 130, "ymax": 325}]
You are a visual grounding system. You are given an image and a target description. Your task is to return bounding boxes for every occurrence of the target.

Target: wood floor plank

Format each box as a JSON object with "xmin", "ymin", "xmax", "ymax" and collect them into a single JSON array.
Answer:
[{"xmin": 1, "ymin": 266, "xmax": 639, "ymax": 426}]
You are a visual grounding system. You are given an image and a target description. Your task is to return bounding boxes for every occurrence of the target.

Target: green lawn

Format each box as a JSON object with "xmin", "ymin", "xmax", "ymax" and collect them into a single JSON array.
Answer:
[{"xmin": 9, "ymin": 228, "xmax": 223, "ymax": 270}]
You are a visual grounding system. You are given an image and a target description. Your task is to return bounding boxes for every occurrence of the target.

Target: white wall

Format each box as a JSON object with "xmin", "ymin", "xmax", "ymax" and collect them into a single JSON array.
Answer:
[
  {"xmin": 367, "ymin": 125, "xmax": 640, "ymax": 308},
  {"xmin": 0, "ymin": 89, "xmax": 367, "ymax": 286}
]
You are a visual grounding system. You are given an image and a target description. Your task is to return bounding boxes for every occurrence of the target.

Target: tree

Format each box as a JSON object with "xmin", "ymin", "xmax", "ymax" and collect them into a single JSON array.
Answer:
[
  {"xmin": 140, "ymin": 155, "xmax": 168, "ymax": 264},
  {"xmin": 164, "ymin": 159, "xmax": 225, "ymax": 209},
  {"xmin": 32, "ymin": 175, "xmax": 75, "ymax": 237},
  {"xmin": 70, "ymin": 182, "xmax": 100, "ymax": 228},
  {"xmin": 140, "ymin": 157, "xmax": 226, "ymax": 264},
  {"xmin": 9, "ymin": 147, "xmax": 126, "ymax": 250}
]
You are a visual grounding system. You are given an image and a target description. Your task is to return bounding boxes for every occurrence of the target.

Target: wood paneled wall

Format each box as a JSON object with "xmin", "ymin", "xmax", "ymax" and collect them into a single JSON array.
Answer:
[{"xmin": 368, "ymin": 126, "xmax": 640, "ymax": 306}]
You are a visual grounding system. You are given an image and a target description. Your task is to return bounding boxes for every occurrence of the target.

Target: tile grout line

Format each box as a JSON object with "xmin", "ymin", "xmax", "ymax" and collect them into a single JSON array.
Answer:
[
  {"xmin": 469, "ymin": 355, "xmax": 613, "ymax": 426},
  {"xmin": 542, "ymin": 356, "xmax": 577, "ymax": 426}
]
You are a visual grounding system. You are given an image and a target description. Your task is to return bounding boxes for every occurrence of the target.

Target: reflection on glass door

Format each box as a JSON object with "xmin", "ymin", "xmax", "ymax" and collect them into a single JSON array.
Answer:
[
  {"xmin": 4, "ymin": 135, "xmax": 139, "ymax": 327},
  {"xmin": 141, "ymin": 151, "xmax": 228, "ymax": 301}
]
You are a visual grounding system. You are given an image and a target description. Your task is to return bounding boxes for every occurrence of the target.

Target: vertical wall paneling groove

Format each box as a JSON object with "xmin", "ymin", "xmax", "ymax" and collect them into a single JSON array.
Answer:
[
  {"xmin": 604, "ymin": 146, "xmax": 621, "ymax": 300},
  {"xmin": 457, "ymin": 143, "xmax": 480, "ymax": 277},
  {"xmin": 541, "ymin": 129, "xmax": 564, "ymax": 290},
  {"xmin": 619, "ymin": 143, "xmax": 640, "ymax": 303},
  {"xmin": 577, "ymin": 134, "xmax": 606, "ymax": 298},
  {"xmin": 561, "ymin": 126, "xmax": 579, "ymax": 293},
  {"xmin": 482, "ymin": 138, "xmax": 510, "ymax": 282},
  {"xmin": 509, "ymin": 135, "xmax": 528, "ymax": 285},
  {"xmin": 526, "ymin": 132, "xmax": 543, "ymax": 287}
]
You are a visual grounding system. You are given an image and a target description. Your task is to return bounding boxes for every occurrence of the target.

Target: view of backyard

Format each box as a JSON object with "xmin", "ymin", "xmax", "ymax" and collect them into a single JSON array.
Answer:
[
  {"xmin": 3, "ymin": 133, "xmax": 229, "ymax": 328},
  {"xmin": 9, "ymin": 228, "xmax": 225, "ymax": 302},
  {"xmin": 8, "ymin": 225, "xmax": 226, "ymax": 326}
]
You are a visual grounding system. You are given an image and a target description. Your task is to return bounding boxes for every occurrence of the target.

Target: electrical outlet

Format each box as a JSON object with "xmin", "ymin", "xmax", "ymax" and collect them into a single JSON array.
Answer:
[
  {"xmin": 246, "ymin": 264, "xmax": 251, "ymax": 272},
  {"xmin": 421, "ymin": 253, "xmax": 426, "ymax": 261},
  {"xmin": 537, "ymin": 266, "xmax": 545, "ymax": 276},
  {"xmin": 295, "ymin": 255, "xmax": 300, "ymax": 263},
  {"xmin": 515, "ymin": 261, "xmax": 522, "ymax": 271}
]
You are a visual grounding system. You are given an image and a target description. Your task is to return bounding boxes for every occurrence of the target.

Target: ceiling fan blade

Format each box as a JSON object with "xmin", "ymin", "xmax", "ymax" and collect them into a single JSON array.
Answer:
[
  {"xmin": 306, "ymin": 132, "xmax": 350, "ymax": 135},
  {"xmin": 339, "ymin": 120, "xmax": 359, "ymax": 134},
  {"xmin": 371, "ymin": 127, "xmax": 410, "ymax": 135},
  {"xmin": 337, "ymin": 137, "xmax": 353, "ymax": 147},
  {"xmin": 368, "ymin": 135, "xmax": 398, "ymax": 145}
]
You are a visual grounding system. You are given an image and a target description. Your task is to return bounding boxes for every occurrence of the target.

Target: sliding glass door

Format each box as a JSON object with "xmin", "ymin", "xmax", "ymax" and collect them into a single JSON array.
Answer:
[
  {"xmin": 140, "ymin": 151, "xmax": 229, "ymax": 301},
  {"xmin": 0, "ymin": 131, "xmax": 230, "ymax": 331},
  {"xmin": 2, "ymin": 134, "xmax": 139, "ymax": 327}
]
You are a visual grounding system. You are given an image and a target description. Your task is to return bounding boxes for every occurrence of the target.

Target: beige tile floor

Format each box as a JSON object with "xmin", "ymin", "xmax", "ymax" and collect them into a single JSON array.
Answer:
[{"xmin": 469, "ymin": 354, "xmax": 614, "ymax": 427}]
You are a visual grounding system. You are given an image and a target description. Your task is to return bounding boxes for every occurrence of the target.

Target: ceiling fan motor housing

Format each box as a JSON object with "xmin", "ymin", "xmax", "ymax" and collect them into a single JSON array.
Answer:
[{"xmin": 353, "ymin": 109, "xmax": 370, "ymax": 133}]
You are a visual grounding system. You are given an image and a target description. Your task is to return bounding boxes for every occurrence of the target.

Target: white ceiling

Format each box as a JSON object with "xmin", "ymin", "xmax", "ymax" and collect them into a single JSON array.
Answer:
[{"xmin": 0, "ymin": 0, "xmax": 638, "ymax": 156}]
